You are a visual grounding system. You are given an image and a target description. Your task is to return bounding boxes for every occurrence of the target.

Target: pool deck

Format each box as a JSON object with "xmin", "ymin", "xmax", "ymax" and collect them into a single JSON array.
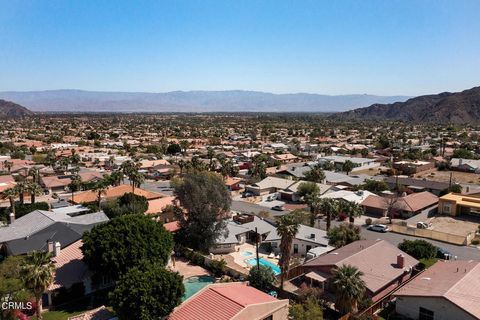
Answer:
[
  {"xmin": 169, "ymin": 257, "xmax": 210, "ymax": 278},
  {"xmin": 227, "ymin": 243, "xmax": 280, "ymax": 273}
]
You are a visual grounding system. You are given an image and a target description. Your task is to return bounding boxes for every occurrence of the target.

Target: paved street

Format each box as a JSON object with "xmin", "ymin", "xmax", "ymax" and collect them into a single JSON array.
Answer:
[{"xmin": 361, "ymin": 226, "xmax": 480, "ymax": 260}]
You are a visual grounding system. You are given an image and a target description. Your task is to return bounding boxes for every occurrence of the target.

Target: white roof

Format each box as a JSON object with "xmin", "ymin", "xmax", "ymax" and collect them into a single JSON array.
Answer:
[{"xmin": 320, "ymin": 189, "xmax": 376, "ymax": 204}]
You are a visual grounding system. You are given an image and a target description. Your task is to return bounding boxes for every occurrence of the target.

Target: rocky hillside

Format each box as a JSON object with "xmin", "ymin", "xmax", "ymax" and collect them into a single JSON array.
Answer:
[
  {"xmin": 338, "ymin": 86, "xmax": 480, "ymax": 123},
  {"xmin": 0, "ymin": 99, "xmax": 33, "ymax": 117}
]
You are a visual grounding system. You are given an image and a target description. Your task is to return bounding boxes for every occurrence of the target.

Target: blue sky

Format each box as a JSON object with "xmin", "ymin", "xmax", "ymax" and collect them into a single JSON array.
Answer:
[{"xmin": 0, "ymin": 0, "xmax": 479, "ymax": 95}]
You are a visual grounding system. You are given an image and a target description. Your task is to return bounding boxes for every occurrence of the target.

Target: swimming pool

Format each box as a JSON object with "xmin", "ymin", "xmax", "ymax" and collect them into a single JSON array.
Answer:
[
  {"xmin": 246, "ymin": 257, "xmax": 281, "ymax": 275},
  {"xmin": 241, "ymin": 251, "xmax": 253, "ymax": 256},
  {"xmin": 182, "ymin": 275, "xmax": 215, "ymax": 301}
]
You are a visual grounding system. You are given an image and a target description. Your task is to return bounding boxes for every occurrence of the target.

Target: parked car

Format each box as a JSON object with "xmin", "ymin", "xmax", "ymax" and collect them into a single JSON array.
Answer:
[
  {"xmin": 437, "ymin": 247, "xmax": 452, "ymax": 260},
  {"xmin": 417, "ymin": 221, "xmax": 432, "ymax": 229},
  {"xmin": 271, "ymin": 205, "xmax": 285, "ymax": 211},
  {"xmin": 367, "ymin": 224, "xmax": 390, "ymax": 233},
  {"xmin": 242, "ymin": 191, "xmax": 253, "ymax": 198}
]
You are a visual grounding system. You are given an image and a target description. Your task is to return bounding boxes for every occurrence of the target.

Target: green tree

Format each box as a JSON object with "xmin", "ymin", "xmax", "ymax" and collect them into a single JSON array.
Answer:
[
  {"xmin": 452, "ymin": 148, "xmax": 474, "ymax": 159},
  {"xmin": 69, "ymin": 173, "xmax": 82, "ymax": 203},
  {"xmin": 289, "ymin": 296, "xmax": 324, "ymax": 320},
  {"xmin": 92, "ymin": 179, "xmax": 108, "ymax": 208},
  {"xmin": 312, "ymin": 198, "xmax": 339, "ymax": 231},
  {"xmin": 82, "ymin": 214, "xmax": 173, "ymax": 281},
  {"xmin": 173, "ymin": 172, "xmax": 231, "ymax": 252},
  {"xmin": 342, "ymin": 160, "xmax": 355, "ymax": 175},
  {"xmin": 277, "ymin": 213, "xmax": 300, "ymax": 289},
  {"xmin": 21, "ymin": 251, "xmax": 55, "ymax": 320},
  {"xmin": 110, "ymin": 261, "xmax": 184, "ymax": 320},
  {"xmin": 167, "ymin": 143, "xmax": 182, "ymax": 155},
  {"xmin": 332, "ymin": 265, "xmax": 366, "ymax": 315},
  {"xmin": 362, "ymin": 179, "xmax": 389, "ymax": 193},
  {"xmin": 248, "ymin": 265, "xmax": 276, "ymax": 292},
  {"xmin": 304, "ymin": 164, "xmax": 326, "ymax": 183},
  {"xmin": 297, "ymin": 182, "xmax": 320, "ymax": 199},
  {"xmin": 0, "ymin": 255, "xmax": 31, "ymax": 317},
  {"xmin": 398, "ymin": 239, "xmax": 436, "ymax": 260},
  {"xmin": 327, "ymin": 224, "xmax": 361, "ymax": 248},
  {"xmin": 2, "ymin": 187, "xmax": 18, "ymax": 218}
]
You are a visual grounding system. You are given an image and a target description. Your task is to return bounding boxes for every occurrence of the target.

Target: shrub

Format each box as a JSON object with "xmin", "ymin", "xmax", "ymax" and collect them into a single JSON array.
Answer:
[
  {"xmin": 191, "ymin": 252, "xmax": 205, "ymax": 266},
  {"xmin": 208, "ymin": 259, "xmax": 227, "ymax": 277},
  {"xmin": 471, "ymin": 239, "xmax": 480, "ymax": 245},
  {"xmin": 248, "ymin": 265, "xmax": 275, "ymax": 292},
  {"xmin": 338, "ymin": 212, "xmax": 348, "ymax": 221},
  {"xmin": 365, "ymin": 218, "xmax": 372, "ymax": 225},
  {"xmin": 15, "ymin": 202, "xmax": 49, "ymax": 219},
  {"xmin": 398, "ymin": 239, "xmax": 436, "ymax": 260}
]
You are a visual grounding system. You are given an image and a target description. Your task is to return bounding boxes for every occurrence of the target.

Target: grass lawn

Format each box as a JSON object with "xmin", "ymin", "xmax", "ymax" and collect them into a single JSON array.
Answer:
[
  {"xmin": 41, "ymin": 310, "xmax": 84, "ymax": 320},
  {"xmin": 419, "ymin": 258, "xmax": 438, "ymax": 269}
]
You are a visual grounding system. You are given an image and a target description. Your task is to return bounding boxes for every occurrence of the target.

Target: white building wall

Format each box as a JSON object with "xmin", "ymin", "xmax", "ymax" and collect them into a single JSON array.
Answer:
[{"xmin": 396, "ymin": 296, "xmax": 476, "ymax": 320}]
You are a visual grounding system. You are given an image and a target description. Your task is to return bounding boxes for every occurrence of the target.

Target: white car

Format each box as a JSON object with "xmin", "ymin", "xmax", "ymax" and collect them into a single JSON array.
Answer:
[{"xmin": 367, "ymin": 224, "xmax": 390, "ymax": 233}]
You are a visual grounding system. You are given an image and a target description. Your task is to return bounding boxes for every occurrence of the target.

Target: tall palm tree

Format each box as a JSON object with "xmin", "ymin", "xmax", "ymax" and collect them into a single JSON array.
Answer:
[
  {"xmin": 28, "ymin": 167, "xmax": 41, "ymax": 184},
  {"xmin": 277, "ymin": 213, "xmax": 300, "ymax": 289},
  {"xmin": 3, "ymin": 160, "xmax": 13, "ymax": 173},
  {"xmin": 3, "ymin": 187, "xmax": 18, "ymax": 218},
  {"xmin": 312, "ymin": 197, "xmax": 339, "ymax": 231},
  {"xmin": 331, "ymin": 264, "xmax": 366, "ymax": 315},
  {"xmin": 340, "ymin": 200, "xmax": 364, "ymax": 224},
  {"xmin": 92, "ymin": 180, "xmax": 108, "ymax": 208},
  {"xmin": 15, "ymin": 181, "xmax": 28, "ymax": 205},
  {"xmin": 27, "ymin": 182, "xmax": 43, "ymax": 204},
  {"xmin": 129, "ymin": 171, "xmax": 145, "ymax": 193},
  {"xmin": 21, "ymin": 250, "xmax": 55, "ymax": 320},
  {"xmin": 69, "ymin": 173, "xmax": 82, "ymax": 203},
  {"xmin": 109, "ymin": 170, "xmax": 124, "ymax": 186}
]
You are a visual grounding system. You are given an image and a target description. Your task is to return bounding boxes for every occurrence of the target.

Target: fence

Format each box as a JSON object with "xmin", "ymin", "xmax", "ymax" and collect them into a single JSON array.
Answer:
[{"xmin": 390, "ymin": 224, "xmax": 474, "ymax": 245}]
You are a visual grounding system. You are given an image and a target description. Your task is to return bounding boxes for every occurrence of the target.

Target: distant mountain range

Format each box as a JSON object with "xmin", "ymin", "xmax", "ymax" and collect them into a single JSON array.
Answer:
[
  {"xmin": 0, "ymin": 90, "xmax": 410, "ymax": 113},
  {"xmin": 338, "ymin": 86, "xmax": 480, "ymax": 123},
  {"xmin": 0, "ymin": 99, "xmax": 33, "ymax": 117}
]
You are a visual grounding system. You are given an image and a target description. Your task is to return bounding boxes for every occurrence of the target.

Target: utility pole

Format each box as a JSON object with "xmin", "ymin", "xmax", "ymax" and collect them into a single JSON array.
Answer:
[{"xmin": 255, "ymin": 227, "xmax": 260, "ymax": 272}]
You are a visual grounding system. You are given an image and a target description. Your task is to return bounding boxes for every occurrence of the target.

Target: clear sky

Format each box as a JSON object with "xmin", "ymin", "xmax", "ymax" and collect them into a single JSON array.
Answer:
[{"xmin": 1, "ymin": 0, "xmax": 479, "ymax": 96}]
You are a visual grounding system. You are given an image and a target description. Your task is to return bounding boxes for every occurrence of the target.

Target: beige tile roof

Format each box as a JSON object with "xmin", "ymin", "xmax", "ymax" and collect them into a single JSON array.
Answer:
[
  {"xmin": 304, "ymin": 240, "xmax": 418, "ymax": 293},
  {"xmin": 396, "ymin": 260, "xmax": 480, "ymax": 319}
]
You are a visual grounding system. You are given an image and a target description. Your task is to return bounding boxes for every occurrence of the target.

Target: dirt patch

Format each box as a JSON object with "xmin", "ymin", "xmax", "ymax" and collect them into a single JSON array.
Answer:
[
  {"xmin": 415, "ymin": 169, "xmax": 480, "ymax": 185},
  {"xmin": 429, "ymin": 216, "xmax": 479, "ymax": 236}
]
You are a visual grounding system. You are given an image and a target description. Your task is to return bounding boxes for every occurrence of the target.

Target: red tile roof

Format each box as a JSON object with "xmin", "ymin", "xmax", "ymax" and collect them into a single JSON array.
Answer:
[
  {"xmin": 169, "ymin": 282, "xmax": 278, "ymax": 320},
  {"xmin": 361, "ymin": 191, "xmax": 438, "ymax": 213}
]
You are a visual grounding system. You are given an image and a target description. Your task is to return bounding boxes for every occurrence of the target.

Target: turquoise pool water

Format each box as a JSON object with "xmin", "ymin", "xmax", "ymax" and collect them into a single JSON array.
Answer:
[
  {"xmin": 246, "ymin": 257, "xmax": 281, "ymax": 275},
  {"xmin": 241, "ymin": 251, "xmax": 253, "ymax": 256},
  {"xmin": 182, "ymin": 275, "xmax": 215, "ymax": 301}
]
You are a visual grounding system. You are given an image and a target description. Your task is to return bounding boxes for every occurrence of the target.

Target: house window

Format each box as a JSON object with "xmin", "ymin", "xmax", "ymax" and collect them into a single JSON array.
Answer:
[
  {"xmin": 262, "ymin": 316, "xmax": 273, "ymax": 320},
  {"xmin": 293, "ymin": 244, "xmax": 298, "ymax": 254},
  {"xmin": 443, "ymin": 204, "xmax": 450, "ymax": 213},
  {"xmin": 419, "ymin": 307, "xmax": 434, "ymax": 320}
]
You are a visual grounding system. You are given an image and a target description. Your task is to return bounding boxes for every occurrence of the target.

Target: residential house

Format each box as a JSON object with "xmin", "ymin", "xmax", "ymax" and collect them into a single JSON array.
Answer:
[
  {"xmin": 361, "ymin": 191, "xmax": 438, "ymax": 218},
  {"xmin": 0, "ymin": 209, "xmax": 108, "ymax": 256},
  {"xmin": 450, "ymin": 158, "xmax": 480, "ymax": 173},
  {"xmin": 395, "ymin": 260, "xmax": 480, "ymax": 320},
  {"xmin": 225, "ymin": 176, "xmax": 242, "ymax": 191},
  {"xmin": 0, "ymin": 174, "xmax": 16, "ymax": 194},
  {"xmin": 279, "ymin": 180, "xmax": 331, "ymax": 202},
  {"xmin": 269, "ymin": 153, "xmax": 298, "ymax": 164},
  {"xmin": 265, "ymin": 224, "xmax": 329, "ymax": 256},
  {"xmin": 41, "ymin": 175, "xmax": 72, "ymax": 194},
  {"xmin": 168, "ymin": 282, "xmax": 289, "ymax": 320},
  {"xmin": 317, "ymin": 155, "xmax": 380, "ymax": 172},
  {"xmin": 383, "ymin": 176, "xmax": 451, "ymax": 196},
  {"xmin": 245, "ymin": 177, "xmax": 295, "ymax": 196},
  {"xmin": 438, "ymin": 193, "xmax": 480, "ymax": 217},
  {"xmin": 393, "ymin": 160, "xmax": 435, "ymax": 175},
  {"xmin": 296, "ymin": 240, "xmax": 418, "ymax": 302},
  {"xmin": 70, "ymin": 184, "xmax": 163, "ymax": 205}
]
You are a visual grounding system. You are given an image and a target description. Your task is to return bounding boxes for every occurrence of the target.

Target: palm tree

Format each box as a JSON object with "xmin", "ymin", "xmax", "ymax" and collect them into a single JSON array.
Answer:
[
  {"xmin": 27, "ymin": 182, "xmax": 43, "ymax": 204},
  {"xmin": 3, "ymin": 160, "xmax": 13, "ymax": 173},
  {"xmin": 28, "ymin": 167, "xmax": 41, "ymax": 184},
  {"xmin": 15, "ymin": 181, "xmax": 28, "ymax": 205},
  {"xmin": 92, "ymin": 180, "xmax": 108, "ymax": 208},
  {"xmin": 3, "ymin": 187, "xmax": 18, "ymax": 218},
  {"xmin": 277, "ymin": 213, "xmax": 300, "ymax": 289},
  {"xmin": 109, "ymin": 170, "xmax": 124, "ymax": 186},
  {"xmin": 21, "ymin": 250, "xmax": 55, "ymax": 320},
  {"xmin": 340, "ymin": 200, "xmax": 364, "ymax": 224},
  {"xmin": 331, "ymin": 264, "xmax": 366, "ymax": 314},
  {"xmin": 312, "ymin": 197, "xmax": 339, "ymax": 231},
  {"xmin": 129, "ymin": 171, "xmax": 145, "ymax": 193},
  {"xmin": 69, "ymin": 173, "xmax": 82, "ymax": 203}
]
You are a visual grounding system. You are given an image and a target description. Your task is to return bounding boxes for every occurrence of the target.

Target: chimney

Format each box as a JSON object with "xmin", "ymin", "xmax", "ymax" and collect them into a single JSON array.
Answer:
[
  {"xmin": 54, "ymin": 242, "xmax": 61, "ymax": 257},
  {"xmin": 397, "ymin": 254, "xmax": 405, "ymax": 268},
  {"xmin": 9, "ymin": 212, "xmax": 15, "ymax": 224},
  {"xmin": 47, "ymin": 240, "xmax": 54, "ymax": 253}
]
